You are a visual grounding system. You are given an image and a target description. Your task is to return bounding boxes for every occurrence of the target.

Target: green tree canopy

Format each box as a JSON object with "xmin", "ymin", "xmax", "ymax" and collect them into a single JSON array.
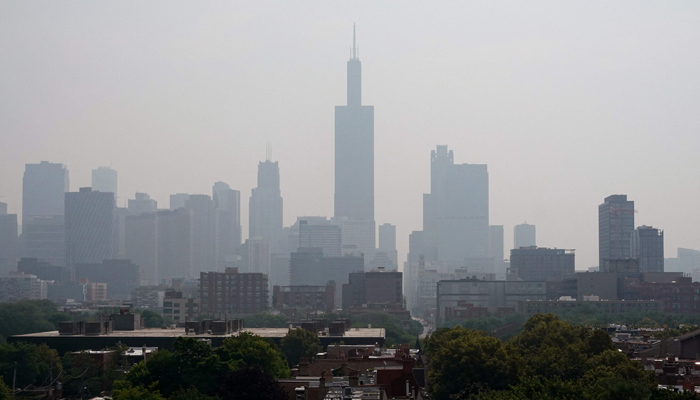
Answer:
[
  {"xmin": 280, "ymin": 328, "xmax": 322, "ymax": 367},
  {"xmin": 215, "ymin": 332, "xmax": 289, "ymax": 378},
  {"xmin": 0, "ymin": 342, "xmax": 61, "ymax": 390}
]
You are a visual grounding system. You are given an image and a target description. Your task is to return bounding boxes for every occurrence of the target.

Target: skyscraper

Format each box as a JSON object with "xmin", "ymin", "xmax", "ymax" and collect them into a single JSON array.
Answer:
[
  {"xmin": 378, "ymin": 223, "xmax": 398, "ymax": 268},
  {"xmin": 0, "ymin": 203, "xmax": 18, "ymax": 276},
  {"xmin": 249, "ymin": 157, "xmax": 283, "ymax": 253},
  {"xmin": 488, "ymin": 225, "xmax": 505, "ymax": 276},
  {"xmin": 335, "ymin": 25, "xmax": 374, "ymax": 221},
  {"xmin": 631, "ymin": 226, "xmax": 664, "ymax": 273},
  {"xmin": 299, "ymin": 218, "xmax": 342, "ymax": 257},
  {"xmin": 598, "ymin": 194, "xmax": 635, "ymax": 269},
  {"xmin": 128, "ymin": 193, "xmax": 157, "ymax": 215},
  {"xmin": 422, "ymin": 145, "xmax": 489, "ymax": 267},
  {"xmin": 185, "ymin": 195, "xmax": 217, "ymax": 274},
  {"xmin": 91, "ymin": 167, "xmax": 118, "ymax": 199},
  {"xmin": 65, "ymin": 187, "xmax": 115, "ymax": 272},
  {"xmin": 22, "ymin": 161, "xmax": 69, "ymax": 267},
  {"xmin": 213, "ymin": 182, "xmax": 241, "ymax": 265},
  {"xmin": 514, "ymin": 223, "xmax": 536, "ymax": 250}
]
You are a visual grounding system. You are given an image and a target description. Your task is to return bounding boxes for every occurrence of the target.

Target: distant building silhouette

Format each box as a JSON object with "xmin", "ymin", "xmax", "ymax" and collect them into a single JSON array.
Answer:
[
  {"xmin": 631, "ymin": 226, "xmax": 664, "ymax": 273},
  {"xmin": 331, "ymin": 217, "xmax": 375, "ymax": 267},
  {"xmin": 75, "ymin": 259, "xmax": 140, "ymax": 300},
  {"xmin": 423, "ymin": 145, "xmax": 489, "ymax": 266},
  {"xmin": 514, "ymin": 223, "xmax": 536, "ymax": 250},
  {"xmin": 378, "ymin": 223, "xmax": 397, "ymax": 268},
  {"xmin": 17, "ymin": 258, "xmax": 70, "ymax": 282},
  {"xmin": 212, "ymin": 181, "xmax": 241, "ymax": 265},
  {"xmin": 488, "ymin": 225, "xmax": 505, "ymax": 277},
  {"xmin": 299, "ymin": 218, "xmax": 342, "ymax": 257},
  {"xmin": 128, "ymin": 193, "xmax": 157, "ymax": 215},
  {"xmin": 249, "ymin": 158, "xmax": 283, "ymax": 253},
  {"xmin": 91, "ymin": 167, "xmax": 117, "ymax": 199},
  {"xmin": 510, "ymin": 247, "xmax": 575, "ymax": 282},
  {"xmin": 335, "ymin": 25, "xmax": 374, "ymax": 222},
  {"xmin": 0, "ymin": 203, "xmax": 18, "ymax": 276},
  {"xmin": 342, "ymin": 270, "xmax": 403, "ymax": 310},
  {"xmin": 599, "ymin": 195, "xmax": 635, "ymax": 269},
  {"xmin": 64, "ymin": 188, "xmax": 115, "ymax": 273},
  {"xmin": 290, "ymin": 248, "xmax": 363, "ymax": 305},
  {"xmin": 22, "ymin": 161, "xmax": 69, "ymax": 267},
  {"xmin": 169, "ymin": 193, "xmax": 190, "ymax": 210},
  {"xmin": 185, "ymin": 195, "xmax": 217, "ymax": 274}
]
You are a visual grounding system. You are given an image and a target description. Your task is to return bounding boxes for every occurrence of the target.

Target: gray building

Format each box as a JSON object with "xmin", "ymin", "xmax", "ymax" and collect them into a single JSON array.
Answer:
[
  {"xmin": 169, "ymin": 193, "xmax": 190, "ymax": 210},
  {"xmin": 342, "ymin": 270, "xmax": 403, "ymax": 310},
  {"xmin": 249, "ymin": 159, "xmax": 284, "ymax": 253},
  {"xmin": 510, "ymin": 247, "xmax": 575, "ymax": 282},
  {"xmin": 290, "ymin": 248, "xmax": 364, "ymax": 305},
  {"xmin": 378, "ymin": 223, "xmax": 397, "ymax": 268},
  {"xmin": 599, "ymin": 194, "xmax": 635, "ymax": 270},
  {"xmin": 631, "ymin": 226, "xmax": 664, "ymax": 273},
  {"xmin": 213, "ymin": 181, "xmax": 241, "ymax": 265},
  {"xmin": 299, "ymin": 218, "xmax": 342, "ymax": 257},
  {"xmin": 436, "ymin": 279, "xmax": 547, "ymax": 321},
  {"xmin": 22, "ymin": 162, "xmax": 69, "ymax": 267},
  {"xmin": 335, "ymin": 25, "xmax": 374, "ymax": 222},
  {"xmin": 0, "ymin": 203, "xmax": 18, "ymax": 276},
  {"xmin": 75, "ymin": 259, "xmax": 140, "ymax": 300},
  {"xmin": 91, "ymin": 167, "xmax": 118, "ymax": 199},
  {"xmin": 65, "ymin": 188, "xmax": 115, "ymax": 272},
  {"xmin": 17, "ymin": 258, "xmax": 70, "ymax": 282},
  {"xmin": 185, "ymin": 195, "xmax": 217, "ymax": 274},
  {"xmin": 488, "ymin": 225, "xmax": 505, "ymax": 277},
  {"xmin": 422, "ymin": 145, "xmax": 489, "ymax": 267},
  {"xmin": 128, "ymin": 193, "xmax": 157, "ymax": 215},
  {"xmin": 514, "ymin": 223, "xmax": 536, "ymax": 250}
]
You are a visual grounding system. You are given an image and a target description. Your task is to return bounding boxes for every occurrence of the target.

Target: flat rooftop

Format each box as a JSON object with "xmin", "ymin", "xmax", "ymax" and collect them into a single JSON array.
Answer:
[
  {"xmin": 10, "ymin": 327, "xmax": 386, "ymax": 353},
  {"xmin": 15, "ymin": 327, "xmax": 385, "ymax": 339}
]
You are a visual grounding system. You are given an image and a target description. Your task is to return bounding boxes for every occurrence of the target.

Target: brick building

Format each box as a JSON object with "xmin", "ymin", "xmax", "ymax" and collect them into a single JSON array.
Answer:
[
  {"xmin": 200, "ymin": 267, "xmax": 268, "ymax": 316},
  {"xmin": 272, "ymin": 282, "xmax": 336, "ymax": 315}
]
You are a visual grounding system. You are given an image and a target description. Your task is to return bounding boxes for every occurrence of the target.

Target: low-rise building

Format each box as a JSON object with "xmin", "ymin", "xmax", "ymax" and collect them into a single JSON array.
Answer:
[
  {"xmin": 0, "ymin": 272, "xmax": 48, "ymax": 301},
  {"xmin": 272, "ymin": 282, "xmax": 336, "ymax": 315},
  {"xmin": 200, "ymin": 267, "xmax": 268, "ymax": 316},
  {"xmin": 162, "ymin": 290, "xmax": 200, "ymax": 323},
  {"xmin": 342, "ymin": 269, "xmax": 403, "ymax": 310},
  {"xmin": 517, "ymin": 298, "xmax": 664, "ymax": 315},
  {"xmin": 510, "ymin": 247, "xmax": 575, "ymax": 282}
]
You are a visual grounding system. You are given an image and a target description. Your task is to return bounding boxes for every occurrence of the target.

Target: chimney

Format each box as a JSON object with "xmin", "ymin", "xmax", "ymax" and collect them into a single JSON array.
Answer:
[{"xmin": 298, "ymin": 358, "xmax": 310, "ymax": 376}]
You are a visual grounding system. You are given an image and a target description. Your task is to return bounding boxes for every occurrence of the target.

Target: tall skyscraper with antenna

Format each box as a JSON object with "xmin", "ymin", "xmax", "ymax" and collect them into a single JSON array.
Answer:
[
  {"xmin": 335, "ymin": 25, "xmax": 374, "ymax": 221},
  {"xmin": 249, "ymin": 147, "xmax": 284, "ymax": 253}
]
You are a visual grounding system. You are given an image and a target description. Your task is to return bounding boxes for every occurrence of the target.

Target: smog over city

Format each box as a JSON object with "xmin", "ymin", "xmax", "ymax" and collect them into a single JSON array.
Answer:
[{"xmin": 1, "ymin": 2, "xmax": 700, "ymax": 400}]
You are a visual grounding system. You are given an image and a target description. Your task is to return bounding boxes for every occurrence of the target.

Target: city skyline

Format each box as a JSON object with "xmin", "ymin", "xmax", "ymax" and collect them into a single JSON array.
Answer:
[{"xmin": 2, "ymin": 2, "xmax": 700, "ymax": 271}]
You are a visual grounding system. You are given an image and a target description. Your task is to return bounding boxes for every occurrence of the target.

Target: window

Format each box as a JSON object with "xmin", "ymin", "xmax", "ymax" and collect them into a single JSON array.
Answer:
[{"xmin": 164, "ymin": 302, "xmax": 172, "ymax": 307}]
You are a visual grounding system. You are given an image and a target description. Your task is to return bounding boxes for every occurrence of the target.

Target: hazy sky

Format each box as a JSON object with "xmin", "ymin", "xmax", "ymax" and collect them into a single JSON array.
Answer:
[{"xmin": 2, "ymin": 1, "xmax": 699, "ymax": 270}]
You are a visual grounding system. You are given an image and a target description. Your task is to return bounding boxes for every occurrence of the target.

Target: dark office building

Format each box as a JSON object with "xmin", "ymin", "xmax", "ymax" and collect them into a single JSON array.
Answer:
[
  {"xmin": 334, "ymin": 26, "xmax": 374, "ymax": 221},
  {"xmin": 18, "ymin": 258, "xmax": 70, "ymax": 283},
  {"xmin": 290, "ymin": 248, "xmax": 363, "ymax": 305},
  {"xmin": 65, "ymin": 188, "xmax": 115, "ymax": 272},
  {"xmin": 510, "ymin": 247, "xmax": 575, "ymax": 282},
  {"xmin": 273, "ymin": 282, "xmax": 336, "ymax": 314},
  {"xmin": 342, "ymin": 270, "xmax": 403, "ymax": 310},
  {"xmin": 213, "ymin": 182, "xmax": 242, "ymax": 265},
  {"xmin": 75, "ymin": 259, "xmax": 140, "ymax": 300},
  {"xmin": 0, "ymin": 204, "xmax": 18, "ymax": 276},
  {"xmin": 22, "ymin": 162, "xmax": 69, "ymax": 267},
  {"xmin": 200, "ymin": 268, "xmax": 268, "ymax": 316},
  {"xmin": 631, "ymin": 226, "xmax": 664, "ymax": 273},
  {"xmin": 599, "ymin": 195, "xmax": 635, "ymax": 270}
]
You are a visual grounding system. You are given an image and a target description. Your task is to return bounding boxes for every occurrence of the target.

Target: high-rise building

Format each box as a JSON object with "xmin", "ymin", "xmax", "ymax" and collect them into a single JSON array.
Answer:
[
  {"xmin": 0, "ymin": 203, "xmax": 18, "ymax": 276},
  {"xmin": 170, "ymin": 193, "xmax": 190, "ymax": 210},
  {"xmin": 91, "ymin": 167, "xmax": 118, "ymax": 199},
  {"xmin": 249, "ymin": 159, "xmax": 283, "ymax": 253},
  {"xmin": 22, "ymin": 162, "xmax": 69, "ymax": 266},
  {"xmin": 185, "ymin": 195, "xmax": 217, "ymax": 273},
  {"xmin": 335, "ymin": 25, "xmax": 374, "ymax": 222},
  {"xmin": 378, "ymin": 223, "xmax": 397, "ymax": 268},
  {"xmin": 125, "ymin": 208, "xmax": 192, "ymax": 284},
  {"xmin": 128, "ymin": 193, "xmax": 157, "ymax": 215},
  {"xmin": 331, "ymin": 217, "xmax": 375, "ymax": 268},
  {"xmin": 342, "ymin": 270, "xmax": 403, "ymax": 310},
  {"xmin": 65, "ymin": 188, "xmax": 115, "ymax": 272},
  {"xmin": 299, "ymin": 218, "xmax": 342, "ymax": 257},
  {"xmin": 599, "ymin": 195, "xmax": 635, "ymax": 269},
  {"xmin": 212, "ymin": 182, "xmax": 241, "ymax": 265},
  {"xmin": 200, "ymin": 268, "xmax": 269, "ymax": 315},
  {"xmin": 488, "ymin": 225, "xmax": 505, "ymax": 277},
  {"xmin": 422, "ymin": 145, "xmax": 489, "ymax": 267},
  {"xmin": 510, "ymin": 247, "xmax": 575, "ymax": 282},
  {"xmin": 290, "ymin": 248, "xmax": 364, "ymax": 305},
  {"xmin": 514, "ymin": 223, "xmax": 536, "ymax": 250},
  {"xmin": 75, "ymin": 259, "xmax": 140, "ymax": 300},
  {"xmin": 631, "ymin": 226, "xmax": 664, "ymax": 273},
  {"xmin": 243, "ymin": 237, "xmax": 270, "ymax": 276}
]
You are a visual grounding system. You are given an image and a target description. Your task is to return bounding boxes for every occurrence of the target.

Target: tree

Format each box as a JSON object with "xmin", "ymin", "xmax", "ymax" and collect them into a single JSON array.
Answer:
[
  {"xmin": 216, "ymin": 332, "xmax": 290, "ymax": 378},
  {"xmin": 241, "ymin": 313, "xmax": 289, "ymax": 328},
  {"xmin": 0, "ymin": 342, "xmax": 61, "ymax": 390},
  {"xmin": 0, "ymin": 380, "xmax": 13, "ymax": 400},
  {"xmin": 0, "ymin": 300, "xmax": 67, "ymax": 339},
  {"xmin": 425, "ymin": 326, "xmax": 521, "ymax": 400},
  {"xmin": 217, "ymin": 368, "xmax": 287, "ymax": 400},
  {"xmin": 113, "ymin": 382, "xmax": 165, "ymax": 400},
  {"xmin": 169, "ymin": 386, "xmax": 216, "ymax": 400},
  {"xmin": 140, "ymin": 310, "xmax": 165, "ymax": 328},
  {"xmin": 280, "ymin": 328, "xmax": 322, "ymax": 367}
]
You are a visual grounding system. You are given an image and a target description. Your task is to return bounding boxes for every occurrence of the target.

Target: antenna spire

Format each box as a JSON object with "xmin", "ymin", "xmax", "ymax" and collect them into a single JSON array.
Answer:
[
  {"xmin": 266, "ymin": 142, "xmax": 272, "ymax": 162},
  {"xmin": 352, "ymin": 23, "xmax": 357, "ymax": 59}
]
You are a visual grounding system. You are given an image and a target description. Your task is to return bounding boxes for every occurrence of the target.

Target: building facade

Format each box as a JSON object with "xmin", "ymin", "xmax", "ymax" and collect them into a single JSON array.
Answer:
[
  {"xmin": 342, "ymin": 270, "xmax": 403, "ymax": 310},
  {"xmin": 599, "ymin": 194, "xmax": 635, "ymax": 270},
  {"xmin": 631, "ymin": 226, "xmax": 664, "ymax": 273},
  {"xmin": 163, "ymin": 290, "xmax": 200, "ymax": 323},
  {"xmin": 65, "ymin": 188, "xmax": 115, "ymax": 272},
  {"xmin": 510, "ymin": 247, "xmax": 575, "ymax": 282},
  {"xmin": 378, "ymin": 223, "xmax": 397, "ymax": 268},
  {"xmin": 272, "ymin": 282, "xmax": 336, "ymax": 314},
  {"xmin": 91, "ymin": 167, "xmax": 118, "ymax": 199},
  {"xmin": 249, "ymin": 159, "xmax": 284, "ymax": 253},
  {"xmin": 290, "ymin": 248, "xmax": 364, "ymax": 305},
  {"xmin": 514, "ymin": 223, "xmax": 536, "ymax": 250},
  {"xmin": 75, "ymin": 259, "xmax": 140, "ymax": 300},
  {"xmin": 299, "ymin": 219, "xmax": 342, "ymax": 257},
  {"xmin": 213, "ymin": 181, "xmax": 242, "ymax": 265},
  {"xmin": 200, "ymin": 268, "xmax": 269, "ymax": 316},
  {"xmin": 0, "ymin": 204, "xmax": 18, "ymax": 276}
]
